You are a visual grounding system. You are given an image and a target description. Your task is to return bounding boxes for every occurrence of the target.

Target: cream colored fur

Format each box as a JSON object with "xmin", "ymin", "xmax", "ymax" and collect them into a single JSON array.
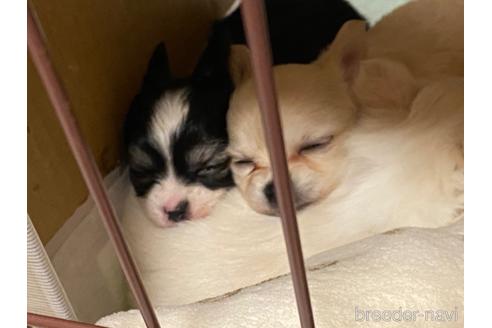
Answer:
[
  {"xmin": 228, "ymin": 0, "xmax": 463, "ymax": 214},
  {"xmin": 366, "ymin": 0, "xmax": 463, "ymax": 80},
  {"xmin": 121, "ymin": 0, "xmax": 463, "ymax": 306}
]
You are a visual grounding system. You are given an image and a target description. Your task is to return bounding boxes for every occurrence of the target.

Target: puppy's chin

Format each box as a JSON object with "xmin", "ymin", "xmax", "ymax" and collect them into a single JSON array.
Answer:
[
  {"xmin": 236, "ymin": 176, "xmax": 336, "ymax": 217},
  {"xmin": 248, "ymin": 200, "xmax": 316, "ymax": 217},
  {"xmin": 238, "ymin": 190, "xmax": 330, "ymax": 217},
  {"xmin": 235, "ymin": 163, "xmax": 345, "ymax": 216},
  {"xmin": 138, "ymin": 183, "xmax": 227, "ymax": 228},
  {"xmin": 233, "ymin": 186, "xmax": 270, "ymax": 216},
  {"xmin": 145, "ymin": 210, "xmax": 176, "ymax": 228},
  {"xmin": 139, "ymin": 198, "xmax": 219, "ymax": 228},
  {"xmin": 245, "ymin": 198, "xmax": 277, "ymax": 216}
]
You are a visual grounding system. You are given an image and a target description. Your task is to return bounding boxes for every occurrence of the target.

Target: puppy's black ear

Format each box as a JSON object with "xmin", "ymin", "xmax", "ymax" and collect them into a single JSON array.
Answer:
[
  {"xmin": 123, "ymin": 42, "xmax": 172, "ymax": 159},
  {"xmin": 192, "ymin": 22, "xmax": 232, "ymax": 83},
  {"xmin": 140, "ymin": 42, "xmax": 172, "ymax": 97},
  {"xmin": 229, "ymin": 45, "xmax": 252, "ymax": 86}
]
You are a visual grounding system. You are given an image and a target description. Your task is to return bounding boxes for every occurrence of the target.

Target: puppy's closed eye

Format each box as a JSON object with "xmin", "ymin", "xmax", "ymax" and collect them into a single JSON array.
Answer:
[
  {"xmin": 299, "ymin": 136, "xmax": 333, "ymax": 155},
  {"xmin": 232, "ymin": 158, "xmax": 256, "ymax": 175},
  {"xmin": 196, "ymin": 161, "xmax": 229, "ymax": 177}
]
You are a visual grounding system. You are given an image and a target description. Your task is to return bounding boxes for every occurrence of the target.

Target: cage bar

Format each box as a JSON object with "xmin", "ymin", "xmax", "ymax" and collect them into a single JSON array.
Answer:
[
  {"xmin": 27, "ymin": 7, "xmax": 160, "ymax": 328},
  {"xmin": 240, "ymin": 1, "xmax": 316, "ymax": 327},
  {"xmin": 27, "ymin": 312, "xmax": 105, "ymax": 328}
]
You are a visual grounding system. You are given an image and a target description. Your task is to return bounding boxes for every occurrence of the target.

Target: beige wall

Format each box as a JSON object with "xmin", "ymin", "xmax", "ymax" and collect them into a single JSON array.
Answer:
[{"xmin": 28, "ymin": 0, "xmax": 233, "ymax": 244}]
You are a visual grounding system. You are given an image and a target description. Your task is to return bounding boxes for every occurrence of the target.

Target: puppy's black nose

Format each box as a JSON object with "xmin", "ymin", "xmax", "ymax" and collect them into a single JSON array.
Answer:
[
  {"xmin": 166, "ymin": 200, "xmax": 189, "ymax": 222},
  {"xmin": 263, "ymin": 182, "xmax": 277, "ymax": 207}
]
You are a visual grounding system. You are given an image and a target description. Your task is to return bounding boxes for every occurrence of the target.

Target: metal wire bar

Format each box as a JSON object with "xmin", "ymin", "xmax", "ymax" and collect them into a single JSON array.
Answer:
[
  {"xmin": 27, "ymin": 312, "xmax": 105, "ymax": 328},
  {"xmin": 27, "ymin": 7, "xmax": 161, "ymax": 328},
  {"xmin": 240, "ymin": 1, "xmax": 316, "ymax": 327}
]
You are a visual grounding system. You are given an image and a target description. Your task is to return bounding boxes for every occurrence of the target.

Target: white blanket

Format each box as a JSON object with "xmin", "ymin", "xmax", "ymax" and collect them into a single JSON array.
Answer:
[{"xmin": 97, "ymin": 220, "xmax": 463, "ymax": 328}]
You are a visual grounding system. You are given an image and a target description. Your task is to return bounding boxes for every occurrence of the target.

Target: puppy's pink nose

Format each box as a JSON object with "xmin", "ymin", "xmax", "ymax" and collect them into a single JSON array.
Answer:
[
  {"xmin": 164, "ymin": 200, "xmax": 189, "ymax": 222},
  {"xmin": 162, "ymin": 196, "xmax": 183, "ymax": 212}
]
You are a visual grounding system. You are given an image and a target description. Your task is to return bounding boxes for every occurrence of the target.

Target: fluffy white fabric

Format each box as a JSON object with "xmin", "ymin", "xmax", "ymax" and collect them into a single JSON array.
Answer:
[{"xmin": 98, "ymin": 220, "xmax": 463, "ymax": 327}]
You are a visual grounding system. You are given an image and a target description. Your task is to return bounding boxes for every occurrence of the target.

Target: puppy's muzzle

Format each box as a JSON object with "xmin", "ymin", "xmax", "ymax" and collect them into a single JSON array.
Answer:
[{"xmin": 165, "ymin": 200, "xmax": 189, "ymax": 222}]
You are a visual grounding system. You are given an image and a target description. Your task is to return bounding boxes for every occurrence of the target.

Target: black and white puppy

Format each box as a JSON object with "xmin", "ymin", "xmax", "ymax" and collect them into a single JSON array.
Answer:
[{"xmin": 123, "ymin": 0, "xmax": 365, "ymax": 227}]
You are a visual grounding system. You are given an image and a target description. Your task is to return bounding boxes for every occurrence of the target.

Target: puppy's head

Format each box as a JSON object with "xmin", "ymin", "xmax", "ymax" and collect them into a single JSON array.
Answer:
[
  {"xmin": 228, "ymin": 20, "xmax": 416, "ymax": 215},
  {"xmin": 124, "ymin": 36, "xmax": 236, "ymax": 227}
]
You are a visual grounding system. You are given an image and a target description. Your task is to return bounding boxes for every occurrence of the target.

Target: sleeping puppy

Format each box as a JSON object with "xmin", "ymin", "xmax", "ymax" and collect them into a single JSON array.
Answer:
[
  {"xmin": 227, "ymin": 50, "xmax": 357, "ymax": 215},
  {"xmin": 228, "ymin": 48, "xmax": 463, "ymax": 217},
  {"xmin": 122, "ymin": 0, "xmax": 364, "ymax": 228},
  {"xmin": 122, "ymin": 17, "xmax": 463, "ymax": 306},
  {"xmin": 229, "ymin": 0, "xmax": 463, "ymax": 214}
]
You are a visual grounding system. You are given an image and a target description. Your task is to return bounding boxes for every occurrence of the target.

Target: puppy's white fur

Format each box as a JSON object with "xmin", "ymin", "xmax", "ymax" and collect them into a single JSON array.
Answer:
[{"xmin": 122, "ymin": 0, "xmax": 463, "ymax": 306}]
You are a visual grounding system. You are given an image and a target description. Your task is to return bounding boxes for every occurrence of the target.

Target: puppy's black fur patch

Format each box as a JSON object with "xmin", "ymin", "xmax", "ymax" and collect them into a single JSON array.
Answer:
[
  {"xmin": 171, "ymin": 27, "xmax": 235, "ymax": 190},
  {"xmin": 222, "ymin": 0, "xmax": 365, "ymax": 64}
]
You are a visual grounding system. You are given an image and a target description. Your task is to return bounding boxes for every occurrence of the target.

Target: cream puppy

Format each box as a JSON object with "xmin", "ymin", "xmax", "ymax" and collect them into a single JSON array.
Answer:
[
  {"xmin": 121, "ymin": 0, "xmax": 463, "ymax": 306},
  {"xmin": 228, "ymin": 59, "xmax": 356, "ymax": 215},
  {"xmin": 228, "ymin": 0, "xmax": 463, "ymax": 214}
]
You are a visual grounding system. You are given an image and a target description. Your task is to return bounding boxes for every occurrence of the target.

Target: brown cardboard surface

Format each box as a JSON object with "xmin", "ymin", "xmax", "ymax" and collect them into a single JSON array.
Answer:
[{"xmin": 28, "ymin": 0, "xmax": 233, "ymax": 244}]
